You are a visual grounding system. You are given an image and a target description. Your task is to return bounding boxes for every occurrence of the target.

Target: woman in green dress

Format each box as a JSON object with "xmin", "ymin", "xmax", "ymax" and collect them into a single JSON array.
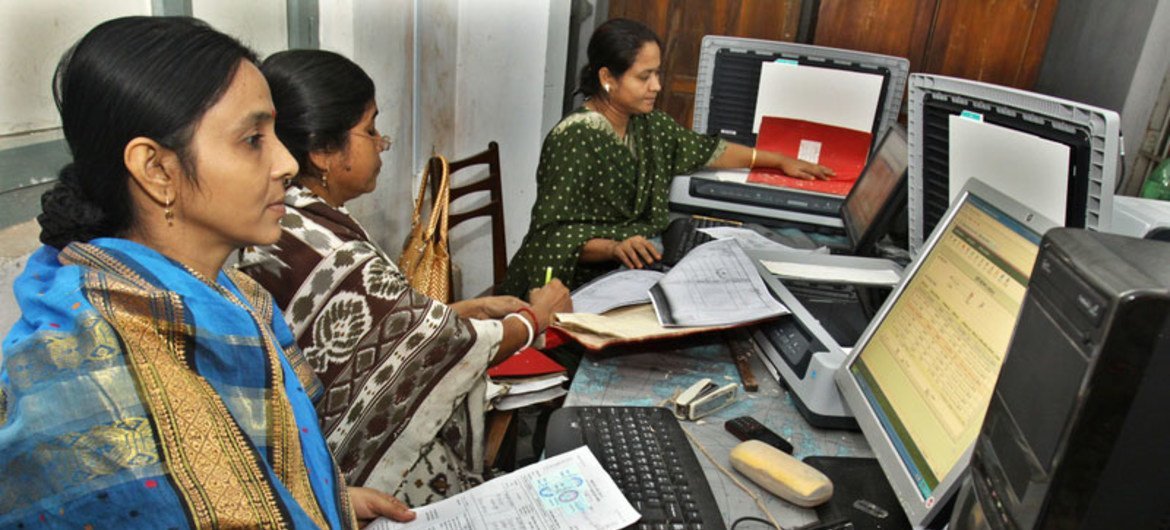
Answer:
[{"xmin": 502, "ymin": 18, "xmax": 834, "ymax": 296}]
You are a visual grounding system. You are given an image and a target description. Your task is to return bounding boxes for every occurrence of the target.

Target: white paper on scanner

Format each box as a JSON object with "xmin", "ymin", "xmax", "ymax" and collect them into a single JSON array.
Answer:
[
  {"xmin": 752, "ymin": 61, "xmax": 884, "ymax": 134},
  {"xmin": 949, "ymin": 116, "xmax": 1070, "ymax": 224}
]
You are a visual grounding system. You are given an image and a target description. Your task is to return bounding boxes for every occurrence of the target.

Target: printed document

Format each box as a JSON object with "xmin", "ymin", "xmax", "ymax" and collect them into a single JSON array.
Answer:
[
  {"xmin": 649, "ymin": 239, "xmax": 788, "ymax": 327},
  {"xmin": 369, "ymin": 446, "xmax": 639, "ymax": 530},
  {"xmin": 698, "ymin": 226, "xmax": 825, "ymax": 253},
  {"xmin": 762, "ymin": 259, "xmax": 902, "ymax": 286},
  {"xmin": 571, "ymin": 269, "xmax": 664, "ymax": 314}
]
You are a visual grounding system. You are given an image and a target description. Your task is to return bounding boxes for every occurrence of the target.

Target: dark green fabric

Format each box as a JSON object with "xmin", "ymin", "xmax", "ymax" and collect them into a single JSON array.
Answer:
[{"xmin": 502, "ymin": 108, "xmax": 724, "ymax": 296}]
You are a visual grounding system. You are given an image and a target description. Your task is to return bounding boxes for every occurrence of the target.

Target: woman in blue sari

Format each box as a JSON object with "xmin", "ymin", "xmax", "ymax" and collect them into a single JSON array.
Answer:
[{"xmin": 0, "ymin": 17, "xmax": 413, "ymax": 528}]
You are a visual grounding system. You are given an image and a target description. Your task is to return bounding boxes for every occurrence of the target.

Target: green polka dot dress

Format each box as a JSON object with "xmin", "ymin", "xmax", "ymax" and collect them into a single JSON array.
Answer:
[{"xmin": 501, "ymin": 107, "xmax": 726, "ymax": 296}]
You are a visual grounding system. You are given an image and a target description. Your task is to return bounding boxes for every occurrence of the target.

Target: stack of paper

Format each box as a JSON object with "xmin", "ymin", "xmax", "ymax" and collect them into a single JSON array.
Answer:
[
  {"xmin": 487, "ymin": 347, "xmax": 567, "ymax": 411},
  {"xmin": 649, "ymin": 239, "xmax": 788, "ymax": 327}
]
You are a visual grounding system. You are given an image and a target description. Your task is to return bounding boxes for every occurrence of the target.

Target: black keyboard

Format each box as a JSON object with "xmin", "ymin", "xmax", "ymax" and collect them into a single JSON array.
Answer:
[
  {"xmin": 661, "ymin": 217, "xmax": 741, "ymax": 267},
  {"xmin": 545, "ymin": 406, "xmax": 727, "ymax": 530}
]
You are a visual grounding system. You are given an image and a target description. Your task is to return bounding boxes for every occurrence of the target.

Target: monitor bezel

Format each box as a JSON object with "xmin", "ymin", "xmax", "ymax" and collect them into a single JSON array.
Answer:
[
  {"xmin": 841, "ymin": 123, "xmax": 909, "ymax": 256},
  {"xmin": 833, "ymin": 178, "xmax": 1060, "ymax": 527}
]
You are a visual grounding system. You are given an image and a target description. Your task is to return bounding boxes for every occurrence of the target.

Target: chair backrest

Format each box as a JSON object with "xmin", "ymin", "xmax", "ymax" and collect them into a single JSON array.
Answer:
[{"xmin": 428, "ymin": 141, "xmax": 507, "ymax": 296}]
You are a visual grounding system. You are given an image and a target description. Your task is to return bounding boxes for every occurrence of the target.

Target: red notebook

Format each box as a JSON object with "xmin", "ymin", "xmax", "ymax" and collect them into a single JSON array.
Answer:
[
  {"xmin": 748, "ymin": 116, "xmax": 872, "ymax": 196},
  {"xmin": 488, "ymin": 346, "xmax": 565, "ymax": 378}
]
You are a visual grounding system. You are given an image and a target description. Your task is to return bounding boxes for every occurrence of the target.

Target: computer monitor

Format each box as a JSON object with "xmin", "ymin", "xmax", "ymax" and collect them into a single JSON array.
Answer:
[
  {"xmin": 841, "ymin": 123, "xmax": 909, "ymax": 256},
  {"xmin": 834, "ymin": 178, "xmax": 1059, "ymax": 528},
  {"xmin": 906, "ymin": 74, "xmax": 1121, "ymax": 255}
]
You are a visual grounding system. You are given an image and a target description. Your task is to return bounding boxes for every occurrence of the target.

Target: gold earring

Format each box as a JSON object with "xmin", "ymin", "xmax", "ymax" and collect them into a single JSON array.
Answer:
[
  {"xmin": 164, "ymin": 193, "xmax": 174, "ymax": 227},
  {"xmin": 321, "ymin": 168, "xmax": 329, "ymax": 189},
  {"xmin": 604, "ymin": 83, "xmax": 611, "ymax": 93}
]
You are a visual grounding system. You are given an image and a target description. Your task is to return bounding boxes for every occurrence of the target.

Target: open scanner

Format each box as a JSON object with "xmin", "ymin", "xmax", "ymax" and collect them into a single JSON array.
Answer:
[
  {"xmin": 745, "ymin": 250, "xmax": 904, "ymax": 430},
  {"xmin": 669, "ymin": 37, "xmax": 910, "ymax": 233}
]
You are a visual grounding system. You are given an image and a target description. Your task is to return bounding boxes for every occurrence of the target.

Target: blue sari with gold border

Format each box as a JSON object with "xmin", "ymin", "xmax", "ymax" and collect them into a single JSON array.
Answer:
[{"xmin": 0, "ymin": 238, "xmax": 356, "ymax": 529}]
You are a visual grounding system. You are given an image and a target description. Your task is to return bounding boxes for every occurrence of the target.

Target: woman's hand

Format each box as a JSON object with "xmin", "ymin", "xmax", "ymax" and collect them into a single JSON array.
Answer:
[
  {"xmin": 451, "ymin": 296, "xmax": 529, "ymax": 319},
  {"xmin": 610, "ymin": 236, "xmax": 662, "ymax": 269},
  {"xmin": 777, "ymin": 155, "xmax": 834, "ymax": 181},
  {"xmin": 527, "ymin": 279, "xmax": 573, "ymax": 330},
  {"xmin": 349, "ymin": 486, "xmax": 415, "ymax": 526}
]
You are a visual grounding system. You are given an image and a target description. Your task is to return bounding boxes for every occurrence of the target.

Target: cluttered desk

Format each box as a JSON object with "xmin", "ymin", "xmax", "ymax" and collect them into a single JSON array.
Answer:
[{"xmin": 373, "ymin": 37, "xmax": 1167, "ymax": 530}]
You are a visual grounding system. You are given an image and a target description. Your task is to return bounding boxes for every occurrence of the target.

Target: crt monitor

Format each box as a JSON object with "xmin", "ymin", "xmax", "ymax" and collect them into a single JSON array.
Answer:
[
  {"xmin": 840, "ymin": 122, "xmax": 909, "ymax": 256},
  {"xmin": 834, "ymin": 178, "xmax": 1058, "ymax": 528},
  {"xmin": 906, "ymin": 74, "xmax": 1121, "ymax": 255}
]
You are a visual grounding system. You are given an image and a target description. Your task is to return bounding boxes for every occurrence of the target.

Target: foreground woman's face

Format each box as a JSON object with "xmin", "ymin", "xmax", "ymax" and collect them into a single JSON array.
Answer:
[{"xmin": 175, "ymin": 60, "xmax": 298, "ymax": 250}]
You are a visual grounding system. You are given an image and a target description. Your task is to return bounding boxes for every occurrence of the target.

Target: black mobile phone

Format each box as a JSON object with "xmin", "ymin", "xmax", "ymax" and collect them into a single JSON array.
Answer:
[{"xmin": 725, "ymin": 415, "xmax": 794, "ymax": 454}]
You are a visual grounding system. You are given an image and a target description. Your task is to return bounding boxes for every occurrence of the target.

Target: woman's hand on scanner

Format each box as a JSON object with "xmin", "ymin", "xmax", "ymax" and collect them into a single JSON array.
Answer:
[
  {"xmin": 779, "ymin": 156, "xmax": 835, "ymax": 181},
  {"xmin": 611, "ymin": 235, "xmax": 662, "ymax": 269}
]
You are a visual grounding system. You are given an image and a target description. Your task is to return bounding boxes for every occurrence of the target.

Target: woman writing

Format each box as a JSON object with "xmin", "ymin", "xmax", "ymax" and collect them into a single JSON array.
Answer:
[
  {"xmin": 239, "ymin": 50, "xmax": 571, "ymax": 505},
  {"xmin": 0, "ymin": 17, "xmax": 413, "ymax": 528},
  {"xmin": 501, "ymin": 18, "xmax": 834, "ymax": 296}
]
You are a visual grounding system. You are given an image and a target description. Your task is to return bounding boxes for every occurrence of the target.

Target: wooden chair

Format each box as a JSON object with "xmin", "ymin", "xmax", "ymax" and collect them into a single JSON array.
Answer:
[
  {"xmin": 428, "ymin": 141, "xmax": 507, "ymax": 298},
  {"xmin": 428, "ymin": 142, "xmax": 515, "ymax": 470}
]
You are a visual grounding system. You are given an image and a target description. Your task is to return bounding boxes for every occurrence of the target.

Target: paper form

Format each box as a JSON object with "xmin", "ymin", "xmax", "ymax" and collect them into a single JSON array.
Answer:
[
  {"xmin": 649, "ymin": 239, "xmax": 789, "ymax": 327},
  {"xmin": 698, "ymin": 226, "xmax": 825, "ymax": 253},
  {"xmin": 570, "ymin": 269, "xmax": 664, "ymax": 315},
  {"xmin": 369, "ymin": 446, "xmax": 639, "ymax": 530},
  {"xmin": 752, "ymin": 61, "xmax": 884, "ymax": 134},
  {"xmin": 761, "ymin": 260, "xmax": 902, "ymax": 286},
  {"xmin": 496, "ymin": 386, "xmax": 569, "ymax": 411},
  {"xmin": 949, "ymin": 116, "xmax": 1070, "ymax": 224}
]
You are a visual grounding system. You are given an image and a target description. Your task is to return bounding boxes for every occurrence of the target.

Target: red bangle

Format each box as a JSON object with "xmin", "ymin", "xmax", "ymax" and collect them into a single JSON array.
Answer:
[{"xmin": 517, "ymin": 306, "xmax": 540, "ymax": 333}]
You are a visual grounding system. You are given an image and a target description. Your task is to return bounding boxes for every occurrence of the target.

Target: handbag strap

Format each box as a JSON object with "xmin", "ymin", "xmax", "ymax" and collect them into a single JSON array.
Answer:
[{"xmin": 413, "ymin": 155, "xmax": 451, "ymax": 241}]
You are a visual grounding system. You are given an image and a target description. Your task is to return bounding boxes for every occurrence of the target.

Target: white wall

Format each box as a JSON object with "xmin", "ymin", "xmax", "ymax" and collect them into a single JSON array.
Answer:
[
  {"xmin": 449, "ymin": 0, "xmax": 567, "ymax": 296},
  {"xmin": 0, "ymin": 1, "xmax": 152, "ymax": 135},
  {"xmin": 327, "ymin": 0, "xmax": 567, "ymax": 297},
  {"xmin": 194, "ymin": 0, "xmax": 288, "ymax": 58}
]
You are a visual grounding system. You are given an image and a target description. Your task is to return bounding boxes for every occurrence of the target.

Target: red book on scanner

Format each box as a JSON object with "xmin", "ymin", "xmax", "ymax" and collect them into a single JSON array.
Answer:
[{"xmin": 748, "ymin": 116, "xmax": 872, "ymax": 196}]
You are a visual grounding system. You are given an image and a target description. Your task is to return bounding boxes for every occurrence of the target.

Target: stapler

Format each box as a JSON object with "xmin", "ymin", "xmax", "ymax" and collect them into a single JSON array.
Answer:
[{"xmin": 673, "ymin": 378, "xmax": 738, "ymax": 420}]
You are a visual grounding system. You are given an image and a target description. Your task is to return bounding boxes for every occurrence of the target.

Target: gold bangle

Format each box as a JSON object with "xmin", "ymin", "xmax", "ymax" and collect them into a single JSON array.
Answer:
[{"xmin": 749, "ymin": 147, "xmax": 758, "ymax": 169}]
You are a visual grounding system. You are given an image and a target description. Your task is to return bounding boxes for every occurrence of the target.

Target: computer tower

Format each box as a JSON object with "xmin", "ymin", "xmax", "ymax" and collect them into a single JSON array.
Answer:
[{"xmin": 950, "ymin": 228, "xmax": 1170, "ymax": 530}]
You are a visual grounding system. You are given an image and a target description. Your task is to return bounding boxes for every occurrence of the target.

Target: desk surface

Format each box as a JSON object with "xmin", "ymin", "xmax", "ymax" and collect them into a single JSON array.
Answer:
[{"xmin": 564, "ymin": 336, "xmax": 872, "ymax": 528}]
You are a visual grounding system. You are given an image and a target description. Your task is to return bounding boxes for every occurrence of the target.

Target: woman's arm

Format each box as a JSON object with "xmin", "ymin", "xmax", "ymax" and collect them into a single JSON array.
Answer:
[
  {"xmin": 580, "ymin": 237, "xmax": 661, "ymax": 269},
  {"xmin": 492, "ymin": 279, "xmax": 572, "ymax": 364},
  {"xmin": 707, "ymin": 142, "xmax": 835, "ymax": 180},
  {"xmin": 450, "ymin": 296, "xmax": 529, "ymax": 319}
]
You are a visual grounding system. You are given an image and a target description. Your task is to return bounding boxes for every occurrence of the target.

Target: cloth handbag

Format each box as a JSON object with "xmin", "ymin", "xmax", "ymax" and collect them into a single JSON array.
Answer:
[{"xmin": 399, "ymin": 155, "xmax": 452, "ymax": 303}]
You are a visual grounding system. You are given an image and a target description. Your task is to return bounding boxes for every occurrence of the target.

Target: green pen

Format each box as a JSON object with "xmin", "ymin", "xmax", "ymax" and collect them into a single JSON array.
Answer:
[{"xmin": 545, "ymin": 266, "xmax": 553, "ymax": 285}]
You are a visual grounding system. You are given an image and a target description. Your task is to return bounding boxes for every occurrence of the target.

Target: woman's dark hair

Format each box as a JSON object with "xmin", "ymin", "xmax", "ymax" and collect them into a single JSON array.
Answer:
[
  {"xmin": 39, "ymin": 16, "xmax": 257, "ymax": 249},
  {"xmin": 260, "ymin": 50, "xmax": 375, "ymax": 180},
  {"xmin": 578, "ymin": 18, "xmax": 662, "ymax": 98}
]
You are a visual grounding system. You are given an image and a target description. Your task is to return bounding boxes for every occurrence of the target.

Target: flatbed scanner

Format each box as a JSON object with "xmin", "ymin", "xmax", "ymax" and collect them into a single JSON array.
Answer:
[{"xmin": 669, "ymin": 37, "xmax": 909, "ymax": 231}]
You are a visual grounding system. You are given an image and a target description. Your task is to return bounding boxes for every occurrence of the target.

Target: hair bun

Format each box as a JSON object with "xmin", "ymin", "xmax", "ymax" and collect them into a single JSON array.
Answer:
[{"xmin": 37, "ymin": 164, "xmax": 108, "ymax": 249}]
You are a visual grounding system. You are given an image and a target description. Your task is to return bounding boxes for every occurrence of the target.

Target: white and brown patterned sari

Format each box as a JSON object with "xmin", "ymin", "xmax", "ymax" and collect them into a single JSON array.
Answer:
[{"xmin": 240, "ymin": 186, "xmax": 502, "ymax": 506}]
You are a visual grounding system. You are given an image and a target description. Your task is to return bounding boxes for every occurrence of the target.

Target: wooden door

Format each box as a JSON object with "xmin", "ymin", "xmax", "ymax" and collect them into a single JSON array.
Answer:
[
  {"xmin": 609, "ymin": 0, "xmax": 803, "ymax": 128},
  {"xmin": 815, "ymin": 0, "xmax": 1058, "ymax": 90}
]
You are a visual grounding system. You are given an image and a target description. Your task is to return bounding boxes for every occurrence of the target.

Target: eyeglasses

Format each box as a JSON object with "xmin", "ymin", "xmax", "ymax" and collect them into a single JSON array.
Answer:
[{"xmin": 350, "ymin": 131, "xmax": 392, "ymax": 152}]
